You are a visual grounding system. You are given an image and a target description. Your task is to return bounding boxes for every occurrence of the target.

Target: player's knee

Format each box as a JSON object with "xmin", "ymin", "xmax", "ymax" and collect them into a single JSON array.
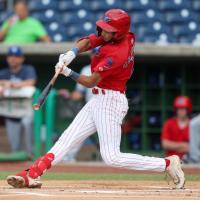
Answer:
[{"xmin": 101, "ymin": 151, "xmax": 119, "ymax": 166}]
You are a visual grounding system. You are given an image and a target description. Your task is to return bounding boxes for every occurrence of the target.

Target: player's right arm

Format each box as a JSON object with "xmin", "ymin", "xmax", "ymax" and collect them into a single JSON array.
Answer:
[
  {"xmin": 75, "ymin": 72, "xmax": 101, "ymax": 88},
  {"xmin": 58, "ymin": 34, "xmax": 105, "ymax": 66},
  {"xmin": 162, "ymin": 140, "xmax": 189, "ymax": 153},
  {"xmin": 55, "ymin": 62, "xmax": 101, "ymax": 88},
  {"xmin": 0, "ymin": 23, "xmax": 9, "ymax": 41},
  {"xmin": 0, "ymin": 16, "xmax": 17, "ymax": 41},
  {"xmin": 161, "ymin": 121, "xmax": 189, "ymax": 153}
]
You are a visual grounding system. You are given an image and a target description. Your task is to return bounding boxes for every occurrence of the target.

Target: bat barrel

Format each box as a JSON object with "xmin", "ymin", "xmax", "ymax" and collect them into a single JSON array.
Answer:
[{"xmin": 33, "ymin": 83, "xmax": 52, "ymax": 110}]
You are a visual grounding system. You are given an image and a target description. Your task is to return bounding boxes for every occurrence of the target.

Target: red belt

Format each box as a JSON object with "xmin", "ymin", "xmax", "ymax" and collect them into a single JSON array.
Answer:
[
  {"xmin": 92, "ymin": 88, "xmax": 106, "ymax": 95},
  {"xmin": 92, "ymin": 88, "xmax": 124, "ymax": 95}
]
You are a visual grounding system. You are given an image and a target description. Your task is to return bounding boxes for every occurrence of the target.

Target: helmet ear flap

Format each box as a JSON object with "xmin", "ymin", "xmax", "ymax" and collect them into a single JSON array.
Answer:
[{"xmin": 96, "ymin": 26, "xmax": 102, "ymax": 36}]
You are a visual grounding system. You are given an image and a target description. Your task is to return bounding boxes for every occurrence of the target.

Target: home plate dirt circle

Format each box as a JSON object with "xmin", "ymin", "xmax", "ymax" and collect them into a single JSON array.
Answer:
[{"xmin": 1, "ymin": 180, "xmax": 200, "ymax": 200}]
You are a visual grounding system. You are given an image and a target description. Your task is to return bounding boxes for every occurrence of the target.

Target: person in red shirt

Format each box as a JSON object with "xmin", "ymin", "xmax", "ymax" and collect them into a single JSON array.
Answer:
[
  {"xmin": 161, "ymin": 96, "xmax": 191, "ymax": 159},
  {"xmin": 7, "ymin": 9, "xmax": 184, "ymax": 189}
]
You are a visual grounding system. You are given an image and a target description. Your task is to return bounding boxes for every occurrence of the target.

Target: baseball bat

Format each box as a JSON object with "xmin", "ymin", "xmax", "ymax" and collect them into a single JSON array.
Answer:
[{"xmin": 33, "ymin": 68, "xmax": 61, "ymax": 110}]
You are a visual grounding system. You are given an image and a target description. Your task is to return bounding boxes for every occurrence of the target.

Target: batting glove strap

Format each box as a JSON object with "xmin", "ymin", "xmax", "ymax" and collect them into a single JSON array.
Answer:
[
  {"xmin": 59, "ymin": 47, "xmax": 79, "ymax": 66},
  {"xmin": 62, "ymin": 66, "xmax": 72, "ymax": 77},
  {"xmin": 69, "ymin": 70, "xmax": 80, "ymax": 81},
  {"xmin": 55, "ymin": 62, "xmax": 72, "ymax": 77}
]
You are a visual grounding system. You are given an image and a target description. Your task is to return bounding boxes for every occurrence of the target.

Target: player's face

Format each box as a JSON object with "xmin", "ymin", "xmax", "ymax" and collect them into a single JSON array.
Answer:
[
  {"xmin": 7, "ymin": 56, "xmax": 24, "ymax": 69},
  {"xmin": 176, "ymin": 108, "xmax": 188, "ymax": 119},
  {"xmin": 15, "ymin": 3, "xmax": 28, "ymax": 19},
  {"xmin": 101, "ymin": 30, "xmax": 115, "ymax": 42}
]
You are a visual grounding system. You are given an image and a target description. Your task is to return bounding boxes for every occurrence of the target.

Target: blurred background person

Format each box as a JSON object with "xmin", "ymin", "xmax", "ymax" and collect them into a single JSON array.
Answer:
[
  {"xmin": 161, "ymin": 96, "xmax": 191, "ymax": 159},
  {"xmin": 188, "ymin": 114, "xmax": 200, "ymax": 163},
  {"xmin": 0, "ymin": 0, "xmax": 50, "ymax": 44},
  {"xmin": 161, "ymin": 96, "xmax": 200, "ymax": 163},
  {"xmin": 0, "ymin": 46, "xmax": 37, "ymax": 155}
]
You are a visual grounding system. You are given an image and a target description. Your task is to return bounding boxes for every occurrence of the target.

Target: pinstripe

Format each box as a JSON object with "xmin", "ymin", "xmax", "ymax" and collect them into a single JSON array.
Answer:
[{"xmin": 49, "ymin": 101, "xmax": 96, "ymax": 165}]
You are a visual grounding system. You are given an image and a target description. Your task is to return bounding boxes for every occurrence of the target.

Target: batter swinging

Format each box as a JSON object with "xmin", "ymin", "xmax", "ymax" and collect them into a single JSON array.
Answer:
[{"xmin": 7, "ymin": 9, "xmax": 185, "ymax": 189}]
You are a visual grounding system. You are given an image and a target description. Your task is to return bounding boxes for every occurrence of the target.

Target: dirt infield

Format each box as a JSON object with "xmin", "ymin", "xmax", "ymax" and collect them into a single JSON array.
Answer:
[{"xmin": 1, "ymin": 180, "xmax": 200, "ymax": 200}]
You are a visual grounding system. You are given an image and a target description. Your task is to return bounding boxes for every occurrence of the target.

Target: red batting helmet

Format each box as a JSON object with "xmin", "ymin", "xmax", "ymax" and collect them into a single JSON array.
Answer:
[
  {"xmin": 96, "ymin": 9, "xmax": 131, "ymax": 41},
  {"xmin": 173, "ymin": 96, "xmax": 192, "ymax": 113}
]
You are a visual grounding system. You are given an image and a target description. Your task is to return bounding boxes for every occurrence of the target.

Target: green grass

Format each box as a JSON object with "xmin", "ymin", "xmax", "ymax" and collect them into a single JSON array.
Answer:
[{"xmin": 0, "ymin": 172, "xmax": 200, "ymax": 181}]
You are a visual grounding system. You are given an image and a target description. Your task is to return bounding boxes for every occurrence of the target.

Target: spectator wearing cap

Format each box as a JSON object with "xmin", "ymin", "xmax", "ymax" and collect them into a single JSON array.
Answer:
[
  {"xmin": 0, "ymin": 0, "xmax": 50, "ymax": 44},
  {"xmin": 0, "ymin": 46, "xmax": 37, "ymax": 155}
]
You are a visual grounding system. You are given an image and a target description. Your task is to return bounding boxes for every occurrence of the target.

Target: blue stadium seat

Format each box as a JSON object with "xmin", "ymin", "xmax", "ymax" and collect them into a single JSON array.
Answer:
[
  {"xmin": 87, "ymin": 0, "xmax": 122, "ymax": 12},
  {"xmin": 131, "ymin": 9, "xmax": 165, "ymax": 26},
  {"xmin": 131, "ymin": 13, "xmax": 150, "ymax": 25},
  {"xmin": 66, "ymin": 25, "xmax": 82, "ymax": 38},
  {"xmin": 65, "ymin": 21, "xmax": 95, "ymax": 39},
  {"xmin": 192, "ymin": 34, "xmax": 200, "ymax": 45},
  {"xmin": 0, "ymin": 1, "xmax": 5, "ymax": 11},
  {"xmin": 192, "ymin": 0, "xmax": 200, "ymax": 11},
  {"xmin": 62, "ymin": 10, "xmax": 94, "ymax": 25},
  {"xmin": 52, "ymin": 32, "xmax": 67, "ymax": 42},
  {"xmin": 58, "ymin": 0, "xmax": 86, "ymax": 12},
  {"xmin": 123, "ymin": 0, "xmax": 157, "ymax": 12},
  {"xmin": 158, "ymin": 0, "xmax": 191, "ymax": 11},
  {"xmin": 46, "ymin": 22, "xmax": 67, "ymax": 42},
  {"xmin": 31, "ymin": 10, "xmax": 60, "ymax": 24},
  {"xmin": 173, "ymin": 21, "xmax": 199, "ymax": 37},
  {"xmin": 135, "ymin": 21, "xmax": 172, "ymax": 43},
  {"xmin": 81, "ymin": 21, "xmax": 96, "ymax": 35},
  {"xmin": 135, "ymin": 34, "xmax": 157, "ymax": 43},
  {"xmin": 178, "ymin": 35, "xmax": 195, "ymax": 43},
  {"xmin": 155, "ymin": 33, "xmax": 178, "ymax": 44},
  {"xmin": 0, "ymin": 11, "xmax": 12, "ymax": 25},
  {"xmin": 29, "ymin": 0, "xmax": 58, "ymax": 11},
  {"xmin": 165, "ymin": 10, "xmax": 198, "ymax": 24}
]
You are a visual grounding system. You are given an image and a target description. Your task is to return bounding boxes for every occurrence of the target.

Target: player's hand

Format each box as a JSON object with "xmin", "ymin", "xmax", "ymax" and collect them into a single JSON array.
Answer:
[
  {"xmin": 8, "ymin": 16, "xmax": 18, "ymax": 27},
  {"xmin": 55, "ymin": 62, "xmax": 72, "ymax": 77},
  {"xmin": 59, "ymin": 50, "xmax": 76, "ymax": 66}
]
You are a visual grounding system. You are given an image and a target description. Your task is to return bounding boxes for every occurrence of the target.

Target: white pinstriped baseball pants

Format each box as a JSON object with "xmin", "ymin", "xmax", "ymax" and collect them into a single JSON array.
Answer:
[{"xmin": 49, "ymin": 89, "xmax": 166, "ymax": 172}]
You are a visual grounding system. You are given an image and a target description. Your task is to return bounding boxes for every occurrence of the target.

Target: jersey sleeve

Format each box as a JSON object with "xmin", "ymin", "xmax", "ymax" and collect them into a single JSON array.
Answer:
[
  {"xmin": 161, "ymin": 120, "xmax": 172, "ymax": 140},
  {"xmin": 93, "ymin": 52, "xmax": 123, "ymax": 79},
  {"xmin": 77, "ymin": 34, "xmax": 106, "ymax": 50}
]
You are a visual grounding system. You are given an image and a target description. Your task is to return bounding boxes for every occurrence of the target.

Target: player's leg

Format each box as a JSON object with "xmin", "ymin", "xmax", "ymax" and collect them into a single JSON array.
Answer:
[
  {"xmin": 7, "ymin": 100, "xmax": 96, "ymax": 188},
  {"xmin": 189, "ymin": 114, "xmax": 200, "ymax": 163},
  {"xmin": 5, "ymin": 118, "xmax": 21, "ymax": 152},
  {"xmin": 21, "ymin": 114, "xmax": 34, "ymax": 155},
  {"xmin": 94, "ymin": 93, "xmax": 185, "ymax": 188}
]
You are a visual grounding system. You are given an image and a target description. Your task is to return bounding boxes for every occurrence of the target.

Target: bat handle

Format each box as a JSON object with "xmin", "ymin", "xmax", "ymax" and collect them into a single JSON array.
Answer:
[{"xmin": 50, "ymin": 64, "xmax": 64, "ymax": 85}]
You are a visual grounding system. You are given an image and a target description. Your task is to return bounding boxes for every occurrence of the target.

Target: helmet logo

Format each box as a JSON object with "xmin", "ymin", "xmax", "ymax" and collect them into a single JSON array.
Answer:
[
  {"xmin": 103, "ymin": 16, "xmax": 111, "ymax": 22},
  {"xmin": 177, "ymin": 98, "xmax": 185, "ymax": 105}
]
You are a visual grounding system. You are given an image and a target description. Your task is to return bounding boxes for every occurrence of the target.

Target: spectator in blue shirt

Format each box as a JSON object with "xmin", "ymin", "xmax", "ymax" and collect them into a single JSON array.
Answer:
[{"xmin": 0, "ymin": 46, "xmax": 37, "ymax": 156}]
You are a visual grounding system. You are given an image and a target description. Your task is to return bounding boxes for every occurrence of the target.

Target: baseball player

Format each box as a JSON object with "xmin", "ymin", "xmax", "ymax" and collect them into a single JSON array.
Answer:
[
  {"xmin": 7, "ymin": 9, "xmax": 185, "ymax": 189},
  {"xmin": 161, "ymin": 96, "xmax": 191, "ymax": 159}
]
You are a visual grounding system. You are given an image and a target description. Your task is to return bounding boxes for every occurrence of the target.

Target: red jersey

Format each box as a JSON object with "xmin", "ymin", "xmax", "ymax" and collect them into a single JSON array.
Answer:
[
  {"xmin": 161, "ymin": 118, "xmax": 189, "ymax": 158},
  {"xmin": 87, "ymin": 33, "xmax": 135, "ymax": 92}
]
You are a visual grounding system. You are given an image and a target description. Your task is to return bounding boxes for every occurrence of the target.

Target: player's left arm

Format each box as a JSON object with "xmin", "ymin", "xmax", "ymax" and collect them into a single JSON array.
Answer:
[
  {"xmin": 55, "ymin": 62, "xmax": 101, "ymax": 88},
  {"xmin": 76, "ymin": 72, "xmax": 101, "ymax": 88},
  {"xmin": 58, "ymin": 34, "xmax": 105, "ymax": 67}
]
